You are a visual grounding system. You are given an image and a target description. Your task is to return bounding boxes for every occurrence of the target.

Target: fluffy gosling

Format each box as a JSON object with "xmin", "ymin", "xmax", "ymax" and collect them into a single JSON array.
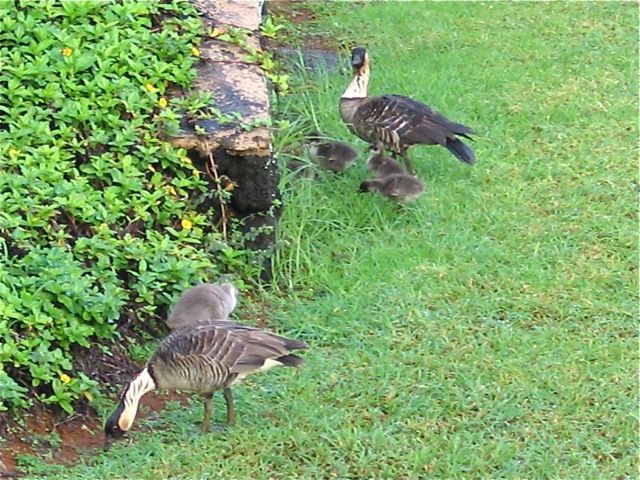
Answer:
[
  {"xmin": 365, "ymin": 142, "xmax": 406, "ymax": 178},
  {"xmin": 359, "ymin": 174, "xmax": 425, "ymax": 203},
  {"xmin": 166, "ymin": 283, "xmax": 239, "ymax": 330},
  {"xmin": 307, "ymin": 135, "xmax": 359, "ymax": 173}
]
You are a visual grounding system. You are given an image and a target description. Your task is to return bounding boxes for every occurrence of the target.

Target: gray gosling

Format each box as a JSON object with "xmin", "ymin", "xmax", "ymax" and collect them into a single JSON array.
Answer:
[
  {"xmin": 359, "ymin": 174, "xmax": 425, "ymax": 203},
  {"xmin": 286, "ymin": 160, "xmax": 317, "ymax": 180},
  {"xmin": 366, "ymin": 142, "xmax": 407, "ymax": 178},
  {"xmin": 166, "ymin": 283, "xmax": 239, "ymax": 330},
  {"xmin": 104, "ymin": 320, "xmax": 308, "ymax": 450},
  {"xmin": 307, "ymin": 136, "xmax": 359, "ymax": 173}
]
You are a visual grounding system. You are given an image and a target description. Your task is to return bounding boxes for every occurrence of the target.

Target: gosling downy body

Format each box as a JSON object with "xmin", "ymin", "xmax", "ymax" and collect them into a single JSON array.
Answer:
[
  {"xmin": 166, "ymin": 283, "xmax": 239, "ymax": 330},
  {"xmin": 359, "ymin": 174, "xmax": 426, "ymax": 203},
  {"xmin": 340, "ymin": 47, "xmax": 476, "ymax": 174},
  {"xmin": 286, "ymin": 160, "xmax": 317, "ymax": 180},
  {"xmin": 307, "ymin": 136, "xmax": 359, "ymax": 173},
  {"xmin": 104, "ymin": 320, "xmax": 308, "ymax": 450},
  {"xmin": 366, "ymin": 142, "xmax": 406, "ymax": 178}
]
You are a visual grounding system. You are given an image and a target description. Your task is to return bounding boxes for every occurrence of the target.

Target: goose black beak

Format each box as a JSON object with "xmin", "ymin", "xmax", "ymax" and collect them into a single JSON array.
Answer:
[
  {"xmin": 103, "ymin": 435, "xmax": 115, "ymax": 452},
  {"xmin": 351, "ymin": 47, "xmax": 367, "ymax": 69}
]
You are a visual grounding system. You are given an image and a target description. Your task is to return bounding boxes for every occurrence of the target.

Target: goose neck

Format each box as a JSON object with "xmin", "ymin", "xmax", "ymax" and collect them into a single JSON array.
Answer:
[
  {"xmin": 342, "ymin": 66, "xmax": 369, "ymax": 99},
  {"xmin": 118, "ymin": 368, "xmax": 157, "ymax": 432}
]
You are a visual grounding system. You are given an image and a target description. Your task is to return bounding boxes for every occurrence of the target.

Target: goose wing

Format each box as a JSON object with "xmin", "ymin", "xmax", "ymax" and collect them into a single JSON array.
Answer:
[
  {"xmin": 353, "ymin": 94, "xmax": 474, "ymax": 148},
  {"xmin": 153, "ymin": 321, "xmax": 307, "ymax": 376}
]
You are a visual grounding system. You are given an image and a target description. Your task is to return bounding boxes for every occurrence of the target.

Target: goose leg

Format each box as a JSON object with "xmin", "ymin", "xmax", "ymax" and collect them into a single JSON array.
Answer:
[
  {"xmin": 224, "ymin": 388, "xmax": 235, "ymax": 426},
  {"xmin": 202, "ymin": 393, "xmax": 214, "ymax": 433},
  {"xmin": 400, "ymin": 149, "xmax": 415, "ymax": 176}
]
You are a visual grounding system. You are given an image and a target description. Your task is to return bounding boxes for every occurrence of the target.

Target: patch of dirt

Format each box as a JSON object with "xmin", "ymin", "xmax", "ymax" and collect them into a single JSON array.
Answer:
[
  {"xmin": 268, "ymin": 0, "xmax": 317, "ymax": 28},
  {"xmin": 0, "ymin": 392, "xmax": 189, "ymax": 478},
  {"xmin": 266, "ymin": 0, "xmax": 343, "ymax": 53}
]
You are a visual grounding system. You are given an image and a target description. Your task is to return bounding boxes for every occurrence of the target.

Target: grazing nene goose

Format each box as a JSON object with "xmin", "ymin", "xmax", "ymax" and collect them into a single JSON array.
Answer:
[
  {"xmin": 359, "ymin": 174, "xmax": 426, "ymax": 204},
  {"xmin": 104, "ymin": 320, "xmax": 308, "ymax": 450},
  {"xmin": 340, "ymin": 47, "xmax": 476, "ymax": 175},
  {"xmin": 166, "ymin": 283, "xmax": 239, "ymax": 330},
  {"xmin": 366, "ymin": 142, "xmax": 406, "ymax": 178},
  {"xmin": 307, "ymin": 134, "xmax": 359, "ymax": 173}
]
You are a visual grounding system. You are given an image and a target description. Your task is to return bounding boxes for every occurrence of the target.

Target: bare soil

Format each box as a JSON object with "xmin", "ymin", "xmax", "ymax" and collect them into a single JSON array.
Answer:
[{"xmin": 0, "ymin": 392, "xmax": 191, "ymax": 478}]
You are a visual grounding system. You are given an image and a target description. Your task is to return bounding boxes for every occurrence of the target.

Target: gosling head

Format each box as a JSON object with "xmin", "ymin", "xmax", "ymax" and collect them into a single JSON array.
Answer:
[
  {"xmin": 219, "ymin": 282, "xmax": 240, "ymax": 312},
  {"xmin": 358, "ymin": 179, "xmax": 379, "ymax": 194},
  {"xmin": 368, "ymin": 142, "xmax": 385, "ymax": 156}
]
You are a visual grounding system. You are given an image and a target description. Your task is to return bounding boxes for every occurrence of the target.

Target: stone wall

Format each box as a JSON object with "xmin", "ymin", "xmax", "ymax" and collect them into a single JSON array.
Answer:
[{"xmin": 169, "ymin": 0, "xmax": 277, "ymax": 280}]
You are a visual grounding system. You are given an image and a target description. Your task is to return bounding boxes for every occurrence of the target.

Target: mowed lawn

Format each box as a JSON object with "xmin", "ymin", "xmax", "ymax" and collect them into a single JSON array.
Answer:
[{"xmin": 23, "ymin": 2, "xmax": 637, "ymax": 479}]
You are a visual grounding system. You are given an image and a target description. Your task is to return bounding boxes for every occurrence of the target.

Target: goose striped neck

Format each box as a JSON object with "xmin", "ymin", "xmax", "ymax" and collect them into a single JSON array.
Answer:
[
  {"xmin": 118, "ymin": 368, "xmax": 157, "ymax": 432},
  {"xmin": 342, "ymin": 62, "xmax": 369, "ymax": 99}
]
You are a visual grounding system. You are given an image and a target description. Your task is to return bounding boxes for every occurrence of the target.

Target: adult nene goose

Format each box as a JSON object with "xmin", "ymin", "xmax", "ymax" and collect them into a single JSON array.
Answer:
[
  {"xmin": 340, "ymin": 47, "xmax": 476, "ymax": 175},
  {"xmin": 166, "ymin": 283, "xmax": 239, "ymax": 330},
  {"xmin": 104, "ymin": 320, "xmax": 308, "ymax": 450}
]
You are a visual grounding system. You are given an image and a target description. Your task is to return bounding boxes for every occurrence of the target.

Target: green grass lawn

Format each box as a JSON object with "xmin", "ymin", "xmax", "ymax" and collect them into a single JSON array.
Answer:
[{"xmin": 20, "ymin": 2, "xmax": 638, "ymax": 478}]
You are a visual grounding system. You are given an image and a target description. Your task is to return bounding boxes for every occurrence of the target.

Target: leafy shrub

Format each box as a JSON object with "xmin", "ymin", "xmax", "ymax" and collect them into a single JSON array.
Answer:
[{"xmin": 0, "ymin": 0, "xmax": 230, "ymax": 412}]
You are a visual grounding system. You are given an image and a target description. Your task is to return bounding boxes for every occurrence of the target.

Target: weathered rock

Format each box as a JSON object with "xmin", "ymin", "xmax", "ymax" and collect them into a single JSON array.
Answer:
[{"xmin": 169, "ymin": 0, "xmax": 278, "ymax": 280}]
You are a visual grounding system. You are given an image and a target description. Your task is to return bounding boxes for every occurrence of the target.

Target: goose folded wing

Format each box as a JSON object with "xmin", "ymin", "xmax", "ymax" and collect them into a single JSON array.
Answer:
[
  {"xmin": 356, "ymin": 95, "xmax": 472, "ymax": 146},
  {"xmin": 231, "ymin": 331, "xmax": 308, "ymax": 373},
  {"xmin": 155, "ymin": 323, "xmax": 245, "ymax": 367}
]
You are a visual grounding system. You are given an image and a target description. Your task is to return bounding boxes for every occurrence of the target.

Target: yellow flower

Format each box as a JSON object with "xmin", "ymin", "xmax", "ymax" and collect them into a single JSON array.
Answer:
[
  {"xmin": 62, "ymin": 47, "xmax": 73, "ymax": 57},
  {"xmin": 181, "ymin": 219, "xmax": 193, "ymax": 230},
  {"xmin": 148, "ymin": 164, "xmax": 156, "ymax": 172},
  {"xmin": 9, "ymin": 148, "xmax": 19, "ymax": 156},
  {"xmin": 192, "ymin": 169, "xmax": 200, "ymax": 177},
  {"xmin": 181, "ymin": 156, "xmax": 192, "ymax": 165},
  {"xmin": 165, "ymin": 185, "xmax": 177, "ymax": 196},
  {"xmin": 158, "ymin": 97, "xmax": 168, "ymax": 108},
  {"xmin": 145, "ymin": 83, "xmax": 159, "ymax": 93},
  {"xmin": 209, "ymin": 27, "xmax": 223, "ymax": 38},
  {"xmin": 60, "ymin": 373, "xmax": 71, "ymax": 384},
  {"xmin": 98, "ymin": 223, "xmax": 108, "ymax": 232},
  {"xmin": 191, "ymin": 46, "xmax": 200, "ymax": 57}
]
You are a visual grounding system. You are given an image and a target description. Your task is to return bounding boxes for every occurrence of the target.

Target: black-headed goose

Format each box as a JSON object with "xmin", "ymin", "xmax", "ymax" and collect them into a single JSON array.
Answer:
[
  {"xmin": 340, "ymin": 47, "xmax": 476, "ymax": 175},
  {"xmin": 104, "ymin": 320, "xmax": 308, "ymax": 450}
]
